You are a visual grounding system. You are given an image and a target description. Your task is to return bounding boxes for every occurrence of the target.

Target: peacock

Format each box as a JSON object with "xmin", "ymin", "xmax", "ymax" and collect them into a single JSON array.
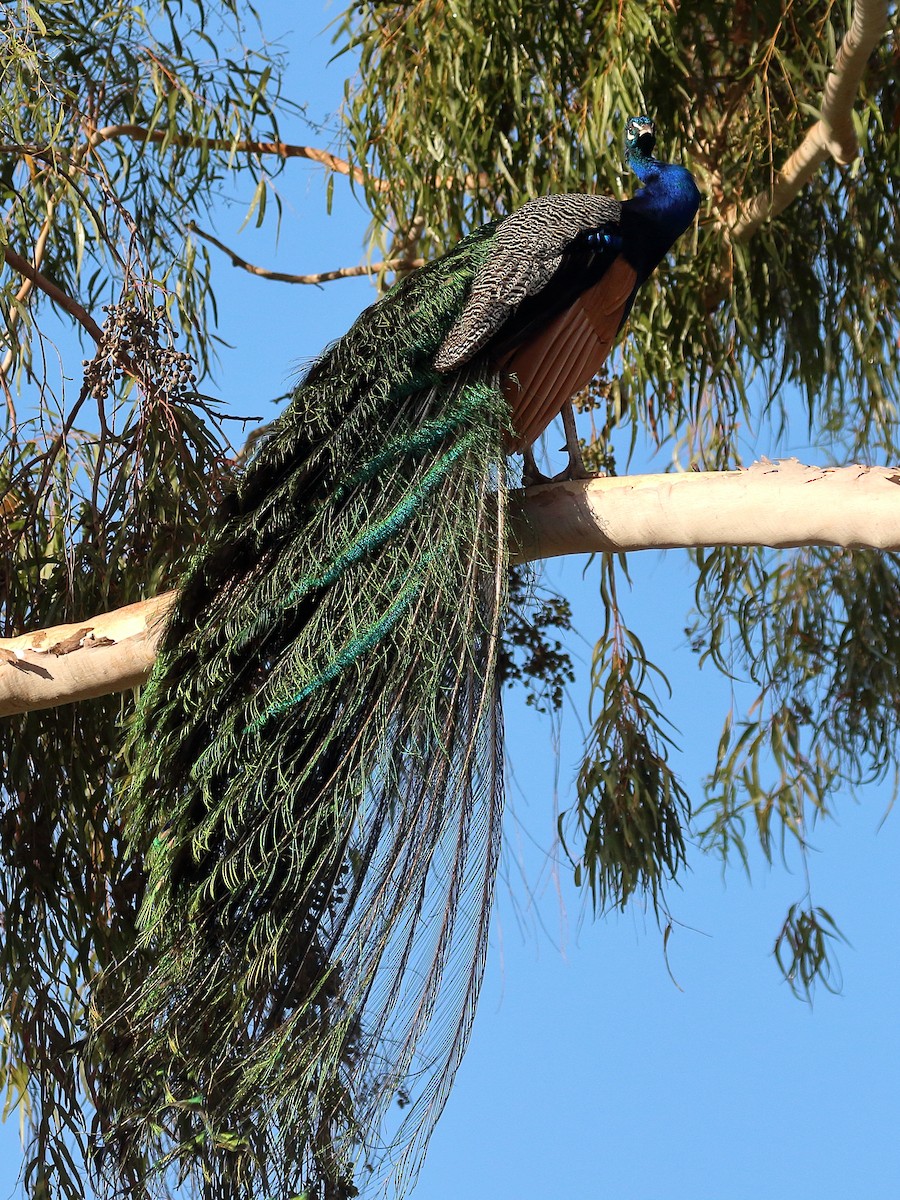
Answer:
[{"xmin": 93, "ymin": 116, "xmax": 699, "ymax": 1199}]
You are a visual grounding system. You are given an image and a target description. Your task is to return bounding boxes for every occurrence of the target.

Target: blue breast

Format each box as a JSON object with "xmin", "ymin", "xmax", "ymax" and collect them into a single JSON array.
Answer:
[{"xmin": 620, "ymin": 162, "xmax": 700, "ymax": 280}]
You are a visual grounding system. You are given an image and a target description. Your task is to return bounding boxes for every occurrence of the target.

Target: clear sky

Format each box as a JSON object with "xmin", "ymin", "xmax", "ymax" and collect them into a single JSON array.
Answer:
[{"xmin": 1, "ymin": 5, "xmax": 898, "ymax": 1198}]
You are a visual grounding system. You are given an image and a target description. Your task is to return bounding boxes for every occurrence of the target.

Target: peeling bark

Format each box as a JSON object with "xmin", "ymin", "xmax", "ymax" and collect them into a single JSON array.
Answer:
[{"xmin": 0, "ymin": 593, "xmax": 174, "ymax": 716}]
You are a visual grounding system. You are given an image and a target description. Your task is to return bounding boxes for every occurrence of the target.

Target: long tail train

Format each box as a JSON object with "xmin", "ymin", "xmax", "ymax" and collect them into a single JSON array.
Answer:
[
  {"xmin": 95, "ymin": 224, "xmax": 510, "ymax": 1198},
  {"xmin": 92, "ymin": 116, "xmax": 699, "ymax": 1199}
]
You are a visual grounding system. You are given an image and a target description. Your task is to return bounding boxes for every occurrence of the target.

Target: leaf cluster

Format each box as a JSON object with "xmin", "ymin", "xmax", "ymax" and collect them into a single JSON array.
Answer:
[
  {"xmin": 0, "ymin": 295, "xmax": 230, "ymax": 1197},
  {"xmin": 691, "ymin": 542, "xmax": 900, "ymax": 995},
  {"xmin": 338, "ymin": 0, "xmax": 899, "ymax": 466},
  {"xmin": 497, "ymin": 565, "xmax": 575, "ymax": 712},
  {"xmin": 562, "ymin": 558, "xmax": 690, "ymax": 913},
  {"xmin": 0, "ymin": 0, "xmax": 295, "ymax": 379}
]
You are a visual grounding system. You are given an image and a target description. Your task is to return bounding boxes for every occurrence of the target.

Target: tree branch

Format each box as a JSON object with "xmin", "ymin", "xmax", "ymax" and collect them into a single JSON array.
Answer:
[
  {"xmin": 188, "ymin": 223, "xmax": 423, "ymax": 285},
  {"xmin": 84, "ymin": 124, "xmax": 387, "ymax": 190},
  {"xmin": 2, "ymin": 247, "xmax": 102, "ymax": 342},
  {"xmin": 0, "ymin": 593, "xmax": 172, "ymax": 716},
  {"xmin": 512, "ymin": 458, "xmax": 900, "ymax": 561},
  {"xmin": 727, "ymin": 0, "xmax": 889, "ymax": 239},
  {"xmin": 3, "ymin": 460, "xmax": 899, "ymax": 716},
  {"xmin": 1, "ymin": 207, "xmax": 56, "ymax": 383}
]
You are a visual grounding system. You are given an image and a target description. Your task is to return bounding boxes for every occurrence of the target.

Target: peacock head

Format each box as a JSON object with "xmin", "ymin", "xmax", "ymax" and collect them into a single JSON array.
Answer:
[{"xmin": 625, "ymin": 115, "xmax": 656, "ymax": 158}]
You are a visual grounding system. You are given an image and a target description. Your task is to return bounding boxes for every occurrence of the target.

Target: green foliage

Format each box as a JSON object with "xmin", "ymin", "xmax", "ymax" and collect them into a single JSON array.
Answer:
[
  {"xmin": 338, "ymin": 0, "xmax": 899, "ymax": 466},
  {"xmin": 563, "ymin": 558, "xmax": 690, "ymax": 912},
  {"xmin": 694, "ymin": 545, "xmax": 900, "ymax": 845},
  {"xmin": 0, "ymin": 698, "xmax": 139, "ymax": 1200},
  {"xmin": 499, "ymin": 567, "xmax": 575, "ymax": 712},
  {"xmin": 692, "ymin": 545, "xmax": 900, "ymax": 992},
  {"xmin": 0, "ymin": 4, "xmax": 318, "ymax": 1197},
  {"xmin": 774, "ymin": 903, "xmax": 847, "ymax": 1000},
  {"xmin": 0, "ymin": 303, "xmax": 230, "ymax": 1197},
  {"xmin": 0, "ymin": 0, "xmax": 295, "ymax": 373}
]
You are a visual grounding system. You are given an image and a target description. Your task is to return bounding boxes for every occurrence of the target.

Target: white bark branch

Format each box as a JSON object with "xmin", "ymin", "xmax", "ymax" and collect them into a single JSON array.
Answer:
[
  {"xmin": 0, "ymin": 593, "xmax": 173, "ymax": 717},
  {"xmin": 727, "ymin": 0, "xmax": 889, "ymax": 239},
  {"xmin": 2, "ymin": 460, "xmax": 899, "ymax": 717},
  {"xmin": 512, "ymin": 458, "xmax": 900, "ymax": 562}
]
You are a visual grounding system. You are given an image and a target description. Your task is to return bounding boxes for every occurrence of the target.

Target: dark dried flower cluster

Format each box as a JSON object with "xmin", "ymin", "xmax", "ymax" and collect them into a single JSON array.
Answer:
[{"xmin": 83, "ymin": 303, "xmax": 197, "ymax": 405}]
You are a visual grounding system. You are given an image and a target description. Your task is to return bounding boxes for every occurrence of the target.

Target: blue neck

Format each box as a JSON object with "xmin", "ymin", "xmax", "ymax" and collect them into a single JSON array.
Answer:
[{"xmin": 621, "ymin": 146, "xmax": 700, "ymax": 280}]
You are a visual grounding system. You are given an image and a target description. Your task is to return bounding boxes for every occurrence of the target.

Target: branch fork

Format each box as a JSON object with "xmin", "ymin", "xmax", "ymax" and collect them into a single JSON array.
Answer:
[{"xmin": 727, "ymin": 0, "xmax": 889, "ymax": 238}]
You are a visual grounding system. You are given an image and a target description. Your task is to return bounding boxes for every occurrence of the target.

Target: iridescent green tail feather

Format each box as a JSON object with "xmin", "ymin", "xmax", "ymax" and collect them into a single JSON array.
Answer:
[{"xmin": 92, "ymin": 226, "xmax": 510, "ymax": 1199}]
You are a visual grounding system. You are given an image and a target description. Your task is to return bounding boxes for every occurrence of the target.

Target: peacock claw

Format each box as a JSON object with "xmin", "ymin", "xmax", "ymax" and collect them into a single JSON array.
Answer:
[
  {"xmin": 551, "ymin": 459, "xmax": 594, "ymax": 482},
  {"xmin": 521, "ymin": 444, "xmax": 552, "ymax": 486},
  {"xmin": 521, "ymin": 401, "xmax": 599, "ymax": 484},
  {"xmin": 558, "ymin": 400, "xmax": 592, "ymax": 479}
]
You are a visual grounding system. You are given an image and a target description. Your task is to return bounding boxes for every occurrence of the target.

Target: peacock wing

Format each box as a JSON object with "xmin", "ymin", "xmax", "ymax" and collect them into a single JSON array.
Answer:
[{"xmin": 433, "ymin": 192, "xmax": 622, "ymax": 373}]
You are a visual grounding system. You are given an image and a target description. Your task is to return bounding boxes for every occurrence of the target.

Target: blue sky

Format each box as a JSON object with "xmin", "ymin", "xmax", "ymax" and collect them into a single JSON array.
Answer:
[{"xmin": 1, "ymin": 4, "xmax": 898, "ymax": 1197}]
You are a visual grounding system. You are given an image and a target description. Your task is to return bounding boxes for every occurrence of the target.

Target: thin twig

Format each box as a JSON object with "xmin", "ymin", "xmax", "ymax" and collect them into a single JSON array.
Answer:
[
  {"xmin": 1, "ymin": 135, "xmax": 489, "ymax": 195},
  {"xmin": 1, "ymin": 205, "xmax": 56, "ymax": 381},
  {"xmin": 385, "ymin": 214, "xmax": 427, "ymax": 286},
  {"xmin": 188, "ymin": 223, "xmax": 423, "ymax": 285},
  {"xmin": 0, "ymin": 369, "xmax": 16, "ymax": 435},
  {"xmin": 83, "ymin": 124, "xmax": 388, "ymax": 191}
]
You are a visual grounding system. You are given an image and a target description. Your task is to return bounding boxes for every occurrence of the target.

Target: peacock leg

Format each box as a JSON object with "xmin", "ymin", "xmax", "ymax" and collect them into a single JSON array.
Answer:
[
  {"xmin": 521, "ymin": 443, "xmax": 552, "ymax": 487},
  {"xmin": 522, "ymin": 403, "xmax": 592, "ymax": 484},
  {"xmin": 555, "ymin": 400, "xmax": 592, "ymax": 480}
]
